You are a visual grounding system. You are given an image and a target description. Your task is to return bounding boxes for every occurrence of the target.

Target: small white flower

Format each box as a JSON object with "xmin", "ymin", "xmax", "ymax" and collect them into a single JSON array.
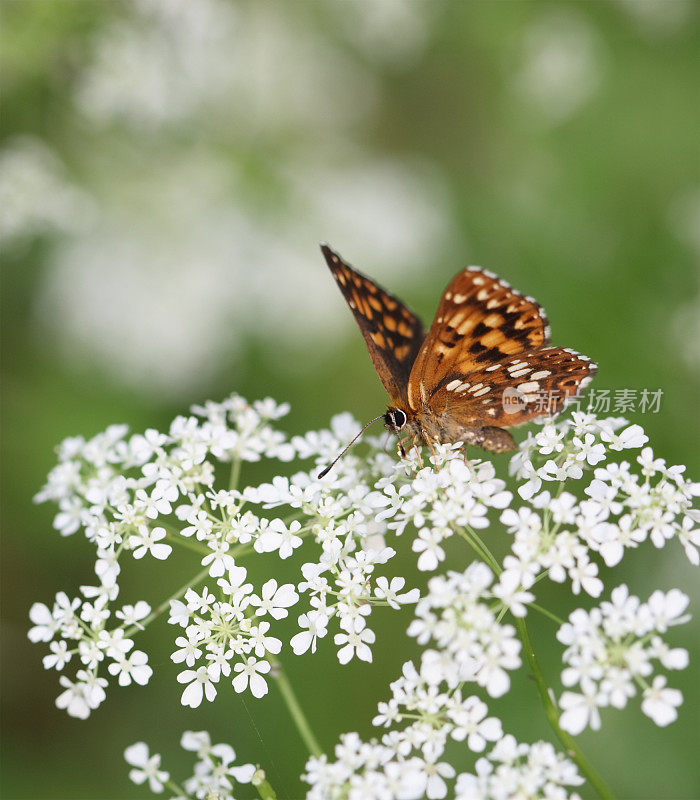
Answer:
[
  {"xmin": 108, "ymin": 649, "xmax": 152, "ymax": 686},
  {"xmin": 249, "ymin": 579, "xmax": 299, "ymax": 619},
  {"xmin": 641, "ymin": 675, "xmax": 683, "ymax": 726},
  {"xmin": 232, "ymin": 657, "xmax": 271, "ymax": 698},
  {"xmin": 374, "ymin": 576, "xmax": 420, "ymax": 609},
  {"xmin": 254, "ymin": 518, "xmax": 304, "ymax": 558},
  {"xmin": 55, "ymin": 675, "xmax": 93, "ymax": 719},
  {"xmin": 201, "ymin": 540, "xmax": 236, "ymax": 577},
  {"xmin": 43, "ymin": 640, "xmax": 71, "ymax": 671},
  {"xmin": 177, "ymin": 666, "xmax": 217, "ymax": 708},
  {"xmin": 129, "ymin": 525, "xmax": 172, "ymax": 560},
  {"xmin": 291, "ymin": 610, "xmax": 329, "ymax": 655},
  {"xmin": 492, "ymin": 571, "xmax": 534, "ymax": 617},
  {"xmin": 602, "ymin": 423, "xmax": 648, "ymax": 450},
  {"xmin": 171, "ymin": 636, "xmax": 202, "ymax": 667},
  {"xmin": 334, "ymin": 627, "xmax": 376, "ymax": 664},
  {"xmin": 28, "ymin": 602, "xmax": 59, "ymax": 643},
  {"xmin": 124, "ymin": 742, "xmax": 169, "ymax": 792},
  {"xmin": 559, "ymin": 685, "xmax": 605, "ymax": 735},
  {"xmin": 412, "ymin": 528, "xmax": 445, "ymax": 571}
]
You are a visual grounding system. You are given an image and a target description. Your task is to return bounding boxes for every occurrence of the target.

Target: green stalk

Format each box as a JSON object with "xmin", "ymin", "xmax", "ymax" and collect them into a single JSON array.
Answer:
[
  {"xmin": 516, "ymin": 617, "xmax": 615, "ymax": 800},
  {"xmin": 229, "ymin": 456, "xmax": 242, "ymax": 491},
  {"xmin": 254, "ymin": 774, "xmax": 278, "ymax": 800},
  {"xmin": 122, "ymin": 565, "xmax": 210, "ymax": 636},
  {"xmin": 272, "ymin": 658, "xmax": 323, "ymax": 758}
]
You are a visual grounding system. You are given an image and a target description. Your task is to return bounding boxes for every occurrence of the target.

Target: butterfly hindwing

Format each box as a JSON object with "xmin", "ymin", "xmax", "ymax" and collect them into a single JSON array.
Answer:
[
  {"xmin": 407, "ymin": 268, "xmax": 551, "ymax": 409},
  {"xmin": 321, "ymin": 245, "xmax": 424, "ymax": 406},
  {"xmin": 427, "ymin": 347, "xmax": 597, "ymax": 428}
]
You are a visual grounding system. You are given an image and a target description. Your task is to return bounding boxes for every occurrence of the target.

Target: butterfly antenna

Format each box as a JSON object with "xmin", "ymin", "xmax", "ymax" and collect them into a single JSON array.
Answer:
[{"xmin": 317, "ymin": 414, "xmax": 385, "ymax": 479}]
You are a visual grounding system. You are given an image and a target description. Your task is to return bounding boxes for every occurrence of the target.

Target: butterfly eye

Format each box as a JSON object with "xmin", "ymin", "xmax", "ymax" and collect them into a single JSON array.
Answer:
[{"xmin": 385, "ymin": 408, "xmax": 407, "ymax": 430}]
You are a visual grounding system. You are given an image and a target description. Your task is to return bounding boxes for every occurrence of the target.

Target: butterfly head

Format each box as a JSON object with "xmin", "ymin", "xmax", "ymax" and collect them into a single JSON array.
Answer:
[{"xmin": 384, "ymin": 407, "xmax": 407, "ymax": 434}]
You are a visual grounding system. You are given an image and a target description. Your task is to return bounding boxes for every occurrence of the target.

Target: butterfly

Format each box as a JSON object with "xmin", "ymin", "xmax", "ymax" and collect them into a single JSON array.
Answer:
[{"xmin": 321, "ymin": 244, "xmax": 597, "ymax": 462}]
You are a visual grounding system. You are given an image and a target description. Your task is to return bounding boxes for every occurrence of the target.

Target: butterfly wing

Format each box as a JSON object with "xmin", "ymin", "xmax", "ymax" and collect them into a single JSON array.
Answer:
[
  {"xmin": 321, "ymin": 244, "xmax": 424, "ymax": 406},
  {"xmin": 407, "ymin": 268, "xmax": 550, "ymax": 409},
  {"xmin": 426, "ymin": 346, "xmax": 597, "ymax": 429}
]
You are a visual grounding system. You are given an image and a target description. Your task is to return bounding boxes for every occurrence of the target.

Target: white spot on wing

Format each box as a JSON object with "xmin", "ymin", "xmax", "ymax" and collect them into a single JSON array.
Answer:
[{"xmin": 517, "ymin": 381, "xmax": 540, "ymax": 393}]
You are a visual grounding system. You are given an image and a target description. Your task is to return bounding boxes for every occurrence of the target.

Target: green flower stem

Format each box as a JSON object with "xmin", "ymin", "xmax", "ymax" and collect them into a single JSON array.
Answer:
[
  {"xmin": 271, "ymin": 657, "xmax": 323, "ymax": 758},
  {"xmin": 466, "ymin": 525, "xmax": 502, "ymax": 573},
  {"xmin": 164, "ymin": 529, "xmax": 211, "ymax": 555},
  {"xmin": 229, "ymin": 456, "xmax": 242, "ymax": 491},
  {"xmin": 123, "ymin": 565, "xmax": 210, "ymax": 637},
  {"xmin": 254, "ymin": 774, "xmax": 278, "ymax": 800},
  {"xmin": 528, "ymin": 602, "xmax": 565, "ymax": 626},
  {"xmin": 455, "ymin": 527, "xmax": 500, "ymax": 574},
  {"xmin": 164, "ymin": 778, "xmax": 188, "ymax": 797},
  {"xmin": 516, "ymin": 617, "xmax": 615, "ymax": 800}
]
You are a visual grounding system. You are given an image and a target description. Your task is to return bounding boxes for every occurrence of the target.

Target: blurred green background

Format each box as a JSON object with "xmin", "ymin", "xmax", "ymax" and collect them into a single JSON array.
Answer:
[{"xmin": 2, "ymin": 1, "xmax": 699, "ymax": 798}]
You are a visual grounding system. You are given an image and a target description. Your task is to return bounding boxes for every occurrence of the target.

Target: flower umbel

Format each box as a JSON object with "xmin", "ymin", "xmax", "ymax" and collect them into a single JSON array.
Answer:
[{"xmin": 31, "ymin": 392, "xmax": 696, "ymax": 800}]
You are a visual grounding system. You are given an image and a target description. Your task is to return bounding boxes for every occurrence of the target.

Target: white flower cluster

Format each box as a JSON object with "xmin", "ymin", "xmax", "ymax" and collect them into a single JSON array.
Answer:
[
  {"xmin": 169, "ymin": 567, "xmax": 298, "ymax": 704},
  {"xmin": 375, "ymin": 448, "xmax": 512, "ymax": 571},
  {"xmin": 557, "ymin": 584, "xmax": 690, "ymax": 733},
  {"xmin": 28, "ymin": 589, "xmax": 152, "ymax": 719},
  {"xmin": 496, "ymin": 413, "xmax": 699, "ymax": 605},
  {"xmin": 454, "ymin": 735, "xmax": 584, "ymax": 800},
  {"xmin": 30, "ymin": 396, "xmax": 421, "ymax": 715},
  {"xmin": 31, "ymin": 391, "xmax": 697, "ymax": 800},
  {"xmin": 125, "ymin": 730, "xmax": 256, "ymax": 798},
  {"xmin": 408, "ymin": 563, "xmax": 522, "ymax": 698},
  {"xmin": 304, "ymin": 651, "xmax": 581, "ymax": 800},
  {"xmin": 30, "ymin": 395, "xmax": 299, "ymax": 715}
]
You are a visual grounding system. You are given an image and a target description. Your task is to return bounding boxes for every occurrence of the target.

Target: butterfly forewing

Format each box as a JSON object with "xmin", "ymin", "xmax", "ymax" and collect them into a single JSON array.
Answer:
[
  {"xmin": 407, "ymin": 268, "xmax": 550, "ymax": 409},
  {"xmin": 427, "ymin": 347, "xmax": 597, "ymax": 427},
  {"xmin": 321, "ymin": 244, "xmax": 424, "ymax": 406}
]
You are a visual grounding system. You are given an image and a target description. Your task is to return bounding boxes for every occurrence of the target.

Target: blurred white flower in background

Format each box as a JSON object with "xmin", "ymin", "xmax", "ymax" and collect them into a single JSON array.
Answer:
[
  {"xmin": 613, "ymin": 0, "xmax": 694, "ymax": 38},
  {"xmin": 0, "ymin": 137, "xmax": 95, "ymax": 246},
  {"xmin": 75, "ymin": 0, "xmax": 240, "ymax": 129},
  {"xmin": 12, "ymin": 0, "xmax": 456, "ymax": 398},
  {"xmin": 514, "ymin": 10, "xmax": 604, "ymax": 124},
  {"xmin": 329, "ymin": 0, "xmax": 436, "ymax": 66},
  {"xmin": 36, "ymin": 149, "xmax": 452, "ymax": 397},
  {"xmin": 76, "ymin": 0, "xmax": 378, "ymax": 133}
]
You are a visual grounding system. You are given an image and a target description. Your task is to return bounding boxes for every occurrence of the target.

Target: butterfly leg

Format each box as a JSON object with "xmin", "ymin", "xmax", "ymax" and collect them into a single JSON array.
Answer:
[
  {"xmin": 396, "ymin": 434, "xmax": 411, "ymax": 459},
  {"xmin": 424, "ymin": 435, "xmax": 440, "ymax": 468},
  {"xmin": 413, "ymin": 438, "xmax": 424, "ymax": 467}
]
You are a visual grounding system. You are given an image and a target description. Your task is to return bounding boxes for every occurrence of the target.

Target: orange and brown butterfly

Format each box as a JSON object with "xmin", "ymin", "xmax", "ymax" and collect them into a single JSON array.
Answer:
[{"xmin": 320, "ymin": 243, "xmax": 596, "ymax": 465}]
